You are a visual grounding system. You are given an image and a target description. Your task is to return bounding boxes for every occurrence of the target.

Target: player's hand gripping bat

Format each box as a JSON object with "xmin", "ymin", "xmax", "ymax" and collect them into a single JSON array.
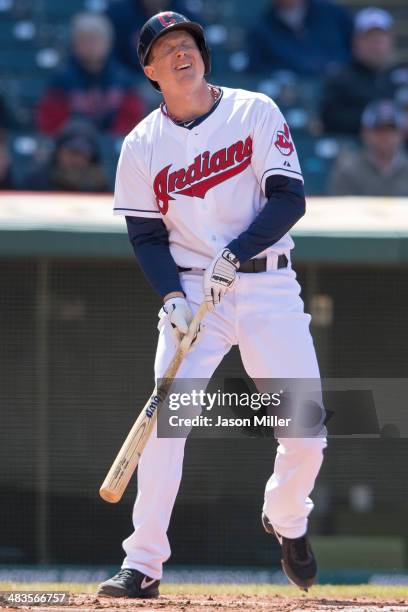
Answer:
[{"xmin": 99, "ymin": 302, "xmax": 208, "ymax": 503}]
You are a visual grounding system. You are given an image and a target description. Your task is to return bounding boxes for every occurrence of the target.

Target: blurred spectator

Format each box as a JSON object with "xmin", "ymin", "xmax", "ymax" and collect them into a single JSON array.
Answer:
[
  {"xmin": 0, "ymin": 93, "xmax": 22, "ymax": 130},
  {"xmin": 23, "ymin": 121, "xmax": 110, "ymax": 192},
  {"xmin": 395, "ymin": 86, "xmax": 408, "ymax": 143},
  {"xmin": 0, "ymin": 95, "xmax": 13, "ymax": 129},
  {"xmin": 0, "ymin": 132, "xmax": 15, "ymax": 190},
  {"xmin": 106, "ymin": 0, "xmax": 200, "ymax": 72},
  {"xmin": 36, "ymin": 12, "xmax": 146, "ymax": 136},
  {"xmin": 248, "ymin": 0, "xmax": 353, "ymax": 77},
  {"xmin": 328, "ymin": 100, "xmax": 408, "ymax": 196},
  {"xmin": 321, "ymin": 8, "xmax": 408, "ymax": 135}
]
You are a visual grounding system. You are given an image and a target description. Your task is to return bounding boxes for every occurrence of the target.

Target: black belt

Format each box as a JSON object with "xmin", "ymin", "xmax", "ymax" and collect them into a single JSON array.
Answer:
[{"xmin": 177, "ymin": 254, "xmax": 288, "ymax": 274}]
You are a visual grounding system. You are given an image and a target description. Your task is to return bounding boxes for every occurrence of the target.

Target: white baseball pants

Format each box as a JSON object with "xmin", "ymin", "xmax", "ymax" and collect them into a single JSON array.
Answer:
[{"xmin": 121, "ymin": 258, "xmax": 327, "ymax": 579}]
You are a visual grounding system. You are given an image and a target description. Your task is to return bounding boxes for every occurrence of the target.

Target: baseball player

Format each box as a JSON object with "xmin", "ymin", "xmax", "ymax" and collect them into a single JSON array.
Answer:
[{"xmin": 98, "ymin": 11, "xmax": 327, "ymax": 598}]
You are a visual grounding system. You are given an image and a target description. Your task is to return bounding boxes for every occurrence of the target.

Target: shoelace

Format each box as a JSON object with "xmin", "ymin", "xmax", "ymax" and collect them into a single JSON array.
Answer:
[
  {"xmin": 291, "ymin": 537, "xmax": 310, "ymax": 563},
  {"xmin": 116, "ymin": 568, "xmax": 137, "ymax": 582}
]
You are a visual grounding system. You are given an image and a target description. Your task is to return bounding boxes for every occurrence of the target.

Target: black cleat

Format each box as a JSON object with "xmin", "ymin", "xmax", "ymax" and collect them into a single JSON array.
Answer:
[
  {"xmin": 262, "ymin": 513, "xmax": 317, "ymax": 591},
  {"xmin": 97, "ymin": 568, "xmax": 160, "ymax": 598}
]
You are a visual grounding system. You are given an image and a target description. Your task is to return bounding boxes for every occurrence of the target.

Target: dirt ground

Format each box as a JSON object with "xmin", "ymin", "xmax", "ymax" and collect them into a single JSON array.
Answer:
[{"xmin": 2, "ymin": 592, "xmax": 408, "ymax": 612}]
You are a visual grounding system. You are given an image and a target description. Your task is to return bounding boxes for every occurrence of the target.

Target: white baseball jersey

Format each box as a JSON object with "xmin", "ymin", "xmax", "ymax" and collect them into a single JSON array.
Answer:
[
  {"xmin": 113, "ymin": 88, "xmax": 326, "ymax": 583},
  {"xmin": 113, "ymin": 87, "xmax": 303, "ymax": 269}
]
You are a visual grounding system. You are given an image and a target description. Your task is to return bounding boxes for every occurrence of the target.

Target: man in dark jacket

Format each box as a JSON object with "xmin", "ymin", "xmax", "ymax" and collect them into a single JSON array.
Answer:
[
  {"xmin": 37, "ymin": 12, "xmax": 146, "ymax": 135},
  {"xmin": 249, "ymin": 0, "xmax": 353, "ymax": 77},
  {"xmin": 321, "ymin": 7, "xmax": 408, "ymax": 135}
]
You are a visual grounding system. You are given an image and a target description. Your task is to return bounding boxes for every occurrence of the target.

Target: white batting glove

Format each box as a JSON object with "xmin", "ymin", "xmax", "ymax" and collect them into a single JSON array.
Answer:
[
  {"xmin": 203, "ymin": 248, "xmax": 240, "ymax": 310},
  {"xmin": 163, "ymin": 296, "xmax": 194, "ymax": 343}
]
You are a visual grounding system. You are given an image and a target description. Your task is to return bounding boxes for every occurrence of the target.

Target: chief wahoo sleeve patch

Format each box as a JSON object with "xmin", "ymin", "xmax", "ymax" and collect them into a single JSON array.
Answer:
[{"xmin": 274, "ymin": 123, "xmax": 295, "ymax": 156}]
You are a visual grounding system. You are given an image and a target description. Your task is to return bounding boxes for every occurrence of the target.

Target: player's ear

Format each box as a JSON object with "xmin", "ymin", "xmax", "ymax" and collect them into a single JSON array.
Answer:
[{"xmin": 144, "ymin": 64, "xmax": 155, "ymax": 80}]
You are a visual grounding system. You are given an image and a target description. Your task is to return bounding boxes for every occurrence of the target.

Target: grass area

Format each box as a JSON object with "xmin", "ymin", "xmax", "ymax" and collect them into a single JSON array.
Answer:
[{"xmin": 0, "ymin": 583, "xmax": 407, "ymax": 599}]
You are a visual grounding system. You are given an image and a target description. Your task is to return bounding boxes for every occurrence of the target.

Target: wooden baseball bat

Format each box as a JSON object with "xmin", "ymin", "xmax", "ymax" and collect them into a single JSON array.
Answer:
[{"xmin": 99, "ymin": 302, "xmax": 208, "ymax": 503}]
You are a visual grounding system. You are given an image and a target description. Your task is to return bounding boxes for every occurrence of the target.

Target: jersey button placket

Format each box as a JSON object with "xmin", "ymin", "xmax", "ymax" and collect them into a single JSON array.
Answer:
[
  {"xmin": 195, "ymin": 134, "xmax": 209, "ymax": 210},
  {"xmin": 189, "ymin": 130, "xmax": 216, "ymax": 240},
  {"xmin": 198, "ymin": 132, "xmax": 217, "ymax": 238},
  {"xmin": 186, "ymin": 129, "xmax": 202, "ymax": 207}
]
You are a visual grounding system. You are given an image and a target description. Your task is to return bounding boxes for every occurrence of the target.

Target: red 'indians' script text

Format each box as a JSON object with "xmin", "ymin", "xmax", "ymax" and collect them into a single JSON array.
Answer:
[{"xmin": 153, "ymin": 135, "xmax": 253, "ymax": 214}]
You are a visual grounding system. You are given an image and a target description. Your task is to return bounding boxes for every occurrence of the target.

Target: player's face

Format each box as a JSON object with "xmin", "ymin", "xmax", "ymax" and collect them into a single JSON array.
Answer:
[{"xmin": 144, "ymin": 31, "xmax": 205, "ymax": 92}]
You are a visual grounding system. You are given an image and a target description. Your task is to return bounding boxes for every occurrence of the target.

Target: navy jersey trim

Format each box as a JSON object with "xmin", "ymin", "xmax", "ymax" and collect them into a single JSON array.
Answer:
[
  {"xmin": 170, "ymin": 87, "xmax": 223, "ymax": 130},
  {"xmin": 261, "ymin": 167, "xmax": 303, "ymax": 182},
  {"xmin": 114, "ymin": 207, "xmax": 161, "ymax": 214}
]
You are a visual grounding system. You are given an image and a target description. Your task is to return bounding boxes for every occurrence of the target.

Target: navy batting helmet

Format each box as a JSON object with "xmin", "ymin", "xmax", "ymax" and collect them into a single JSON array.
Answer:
[{"xmin": 137, "ymin": 11, "xmax": 211, "ymax": 90}]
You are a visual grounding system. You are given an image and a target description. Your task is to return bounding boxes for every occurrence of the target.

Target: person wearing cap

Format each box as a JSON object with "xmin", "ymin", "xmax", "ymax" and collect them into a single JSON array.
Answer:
[
  {"xmin": 97, "ymin": 8, "xmax": 327, "ymax": 601},
  {"xmin": 23, "ymin": 120, "xmax": 110, "ymax": 192},
  {"xmin": 321, "ymin": 7, "xmax": 408, "ymax": 135},
  {"xmin": 36, "ymin": 12, "xmax": 146, "ymax": 135},
  {"xmin": 249, "ymin": 0, "xmax": 353, "ymax": 77},
  {"xmin": 328, "ymin": 99, "xmax": 408, "ymax": 196}
]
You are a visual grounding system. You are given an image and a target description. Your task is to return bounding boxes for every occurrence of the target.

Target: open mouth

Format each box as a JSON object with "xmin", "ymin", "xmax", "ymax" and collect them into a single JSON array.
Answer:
[{"xmin": 175, "ymin": 63, "xmax": 192, "ymax": 71}]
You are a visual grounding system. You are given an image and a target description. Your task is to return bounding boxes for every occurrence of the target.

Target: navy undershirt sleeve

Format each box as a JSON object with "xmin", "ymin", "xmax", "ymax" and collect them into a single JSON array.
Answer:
[
  {"xmin": 226, "ymin": 175, "xmax": 306, "ymax": 263},
  {"xmin": 126, "ymin": 216, "xmax": 183, "ymax": 298}
]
